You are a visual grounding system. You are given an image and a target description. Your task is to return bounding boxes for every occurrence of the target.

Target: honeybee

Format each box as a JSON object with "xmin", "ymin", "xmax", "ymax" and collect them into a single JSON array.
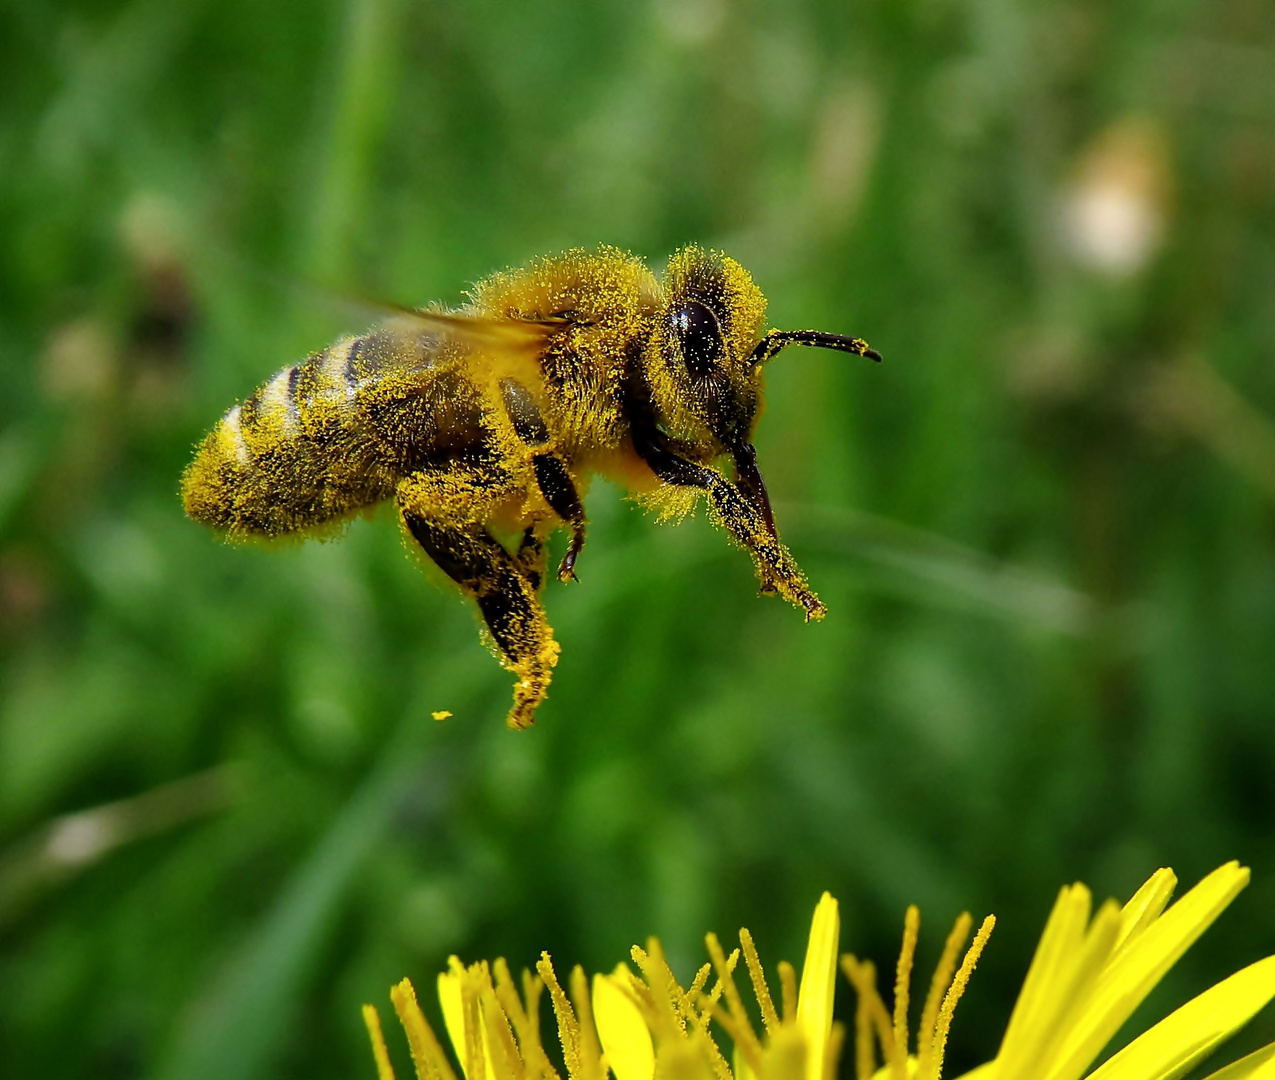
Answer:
[{"xmin": 183, "ymin": 246, "xmax": 880, "ymax": 728}]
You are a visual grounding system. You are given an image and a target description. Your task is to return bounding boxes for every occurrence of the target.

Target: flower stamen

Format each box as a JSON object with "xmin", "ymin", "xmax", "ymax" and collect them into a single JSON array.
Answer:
[
  {"xmin": 364, "ymin": 1002, "xmax": 398, "ymax": 1080},
  {"xmin": 893, "ymin": 906, "xmax": 921, "ymax": 1079},
  {"xmin": 707, "ymin": 931, "xmax": 764, "ymax": 1076},
  {"xmin": 538, "ymin": 953, "xmax": 588, "ymax": 1080},
  {"xmin": 839, "ymin": 956, "xmax": 897, "ymax": 1078},
  {"xmin": 392, "ymin": 976, "xmax": 461, "ymax": 1080},
  {"xmin": 687, "ymin": 962, "xmax": 714, "ymax": 1022},
  {"xmin": 927, "ymin": 914, "xmax": 995, "ymax": 1080},
  {"xmin": 778, "ymin": 961, "xmax": 798, "ymax": 1025},
  {"xmin": 842, "ymin": 908, "xmax": 995, "ymax": 1080},
  {"xmin": 915, "ymin": 913, "xmax": 971, "ymax": 1080},
  {"xmin": 741, "ymin": 928, "xmax": 782, "ymax": 1036}
]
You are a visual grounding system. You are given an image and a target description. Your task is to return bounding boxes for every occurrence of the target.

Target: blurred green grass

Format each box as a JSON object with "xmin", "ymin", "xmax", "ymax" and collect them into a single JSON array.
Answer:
[{"xmin": 3, "ymin": 0, "xmax": 1275, "ymax": 1077}]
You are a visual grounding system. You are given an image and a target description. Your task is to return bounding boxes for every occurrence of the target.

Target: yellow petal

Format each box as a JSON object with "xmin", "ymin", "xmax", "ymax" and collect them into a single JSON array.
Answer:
[
  {"xmin": 439, "ymin": 967, "xmax": 470, "ymax": 1079},
  {"xmin": 439, "ymin": 966, "xmax": 501, "ymax": 1080},
  {"xmin": 995, "ymin": 883, "xmax": 1096, "ymax": 1076},
  {"xmin": 998, "ymin": 888, "xmax": 1124, "ymax": 1080},
  {"xmin": 1200, "ymin": 1043, "xmax": 1275, "ymax": 1080},
  {"xmin": 1113, "ymin": 869, "xmax": 1177, "ymax": 952},
  {"xmin": 796, "ymin": 893, "xmax": 841, "ymax": 1080},
  {"xmin": 1048, "ymin": 863, "xmax": 1250, "ymax": 1080},
  {"xmin": 1086, "ymin": 955, "xmax": 1275, "ymax": 1080},
  {"xmin": 593, "ymin": 972, "xmax": 655, "ymax": 1080}
]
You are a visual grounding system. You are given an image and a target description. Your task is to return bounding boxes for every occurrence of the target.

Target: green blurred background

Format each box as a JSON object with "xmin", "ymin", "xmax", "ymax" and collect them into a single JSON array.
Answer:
[{"xmin": 4, "ymin": 0, "xmax": 1275, "ymax": 1076}]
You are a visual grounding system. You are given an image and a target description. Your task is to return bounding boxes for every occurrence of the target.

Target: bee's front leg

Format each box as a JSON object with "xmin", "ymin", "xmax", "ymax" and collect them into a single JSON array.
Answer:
[
  {"xmin": 398, "ymin": 485, "xmax": 559, "ymax": 729},
  {"xmin": 632, "ymin": 432, "xmax": 826, "ymax": 621}
]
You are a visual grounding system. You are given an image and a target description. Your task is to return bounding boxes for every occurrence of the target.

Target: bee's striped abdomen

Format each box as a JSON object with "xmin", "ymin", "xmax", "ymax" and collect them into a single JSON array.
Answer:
[{"xmin": 182, "ymin": 336, "xmax": 405, "ymax": 538}]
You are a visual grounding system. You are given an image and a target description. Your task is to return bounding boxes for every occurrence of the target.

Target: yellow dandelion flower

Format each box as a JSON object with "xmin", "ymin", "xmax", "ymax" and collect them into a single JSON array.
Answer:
[
  {"xmin": 364, "ymin": 893, "xmax": 844, "ymax": 1080},
  {"xmin": 844, "ymin": 861, "xmax": 1275, "ymax": 1080}
]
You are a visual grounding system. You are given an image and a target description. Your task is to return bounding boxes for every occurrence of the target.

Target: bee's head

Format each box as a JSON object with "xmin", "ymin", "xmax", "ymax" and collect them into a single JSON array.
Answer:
[
  {"xmin": 642, "ymin": 245, "xmax": 880, "ymax": 533},
  {"xmin": 645, "ymin": 245, "xmax": 880, "ymax": 455},
  {"xmin": 645, "ymin": 246, "xmax": 769, "ymax": 453}
]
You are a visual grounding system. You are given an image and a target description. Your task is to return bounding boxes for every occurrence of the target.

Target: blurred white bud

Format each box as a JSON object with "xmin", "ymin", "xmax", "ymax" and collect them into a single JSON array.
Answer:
[{"xmin": 1062, "ymin": 119, "xmax": 1170, "ymax": 278}]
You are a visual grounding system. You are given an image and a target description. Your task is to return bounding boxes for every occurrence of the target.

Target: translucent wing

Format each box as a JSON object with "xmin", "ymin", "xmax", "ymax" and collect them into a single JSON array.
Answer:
[{"xmin": 376, "ymin": 304, "xmax": 569, "ymax": 366}]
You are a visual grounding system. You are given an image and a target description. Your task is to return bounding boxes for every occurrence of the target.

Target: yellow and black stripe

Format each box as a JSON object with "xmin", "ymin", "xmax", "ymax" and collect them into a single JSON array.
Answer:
[{"xmin": 181, "ymin": 331, "xmax": 464, "ymax": 539}]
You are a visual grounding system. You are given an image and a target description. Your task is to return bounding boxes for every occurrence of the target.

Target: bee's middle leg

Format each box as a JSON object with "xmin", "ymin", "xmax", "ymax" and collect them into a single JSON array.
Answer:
[
  {"xmin": 516, "ymin": 525, "xmax": 547, "ymax": 591},
  {"xmin": 532, "ymin": 453, "xmax": 586, "ymax": 582}
]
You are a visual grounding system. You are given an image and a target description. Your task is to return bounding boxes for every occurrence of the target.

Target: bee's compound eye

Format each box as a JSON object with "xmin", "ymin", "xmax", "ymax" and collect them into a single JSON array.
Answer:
[{"xmin": 670, "ymin": 301, "xmax": 724, "ymax": 376}]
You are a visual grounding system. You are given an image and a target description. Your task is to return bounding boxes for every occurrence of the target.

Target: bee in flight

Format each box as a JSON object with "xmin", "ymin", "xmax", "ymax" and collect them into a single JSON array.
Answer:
[{"xmin": 183, "ymin": 246, "xmax": 880, "ymax": 728}]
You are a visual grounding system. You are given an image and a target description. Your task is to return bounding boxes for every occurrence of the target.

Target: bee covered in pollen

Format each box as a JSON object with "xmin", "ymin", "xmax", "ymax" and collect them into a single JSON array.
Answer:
[{"xmin": 182, "ymin": 247, "xmax": 881, "ymax": 728}]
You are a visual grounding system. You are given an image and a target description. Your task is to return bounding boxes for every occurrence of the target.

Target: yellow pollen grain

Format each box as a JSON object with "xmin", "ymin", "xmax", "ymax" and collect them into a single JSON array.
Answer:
[
  {"xmin": 929, "ymin": 915, "xmax": 996, "ymax": 1080},
  {"xmin": 916, "ymin": 913, "xmax": 972, "ymax": 1080},
  {"xmin": 364, "ymin": 1003, "xmax": 398, "ymax": 1080},
  {"xmin": 893, "ymin": 905, "xmax": 920, "ymax": 1073},
  {"xmin": 740, "ymin": 927, "xmax": 781, "ymax": 1035}
]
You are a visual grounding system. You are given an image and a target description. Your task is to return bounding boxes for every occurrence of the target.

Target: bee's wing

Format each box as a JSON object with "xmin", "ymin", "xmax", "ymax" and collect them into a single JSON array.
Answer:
[{"xmin": 379, "ymin": 306, "xmax": 568, "ymax": 365}]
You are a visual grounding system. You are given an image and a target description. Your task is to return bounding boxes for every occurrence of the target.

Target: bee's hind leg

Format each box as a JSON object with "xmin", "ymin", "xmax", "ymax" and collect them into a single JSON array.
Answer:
[
  {"xmin": 401, "ymin": 509, "xmax": 560, "ymax": 729},
  {"xmin": 532, "ymin": 453, "xmax": 586, "ymax": 582}
]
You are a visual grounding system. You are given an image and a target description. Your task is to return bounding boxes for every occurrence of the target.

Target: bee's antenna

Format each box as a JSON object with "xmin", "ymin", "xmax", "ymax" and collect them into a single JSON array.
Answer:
[{"xmin": 749, "ymin": 330, "xmax": 882, "ymax": 365}]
